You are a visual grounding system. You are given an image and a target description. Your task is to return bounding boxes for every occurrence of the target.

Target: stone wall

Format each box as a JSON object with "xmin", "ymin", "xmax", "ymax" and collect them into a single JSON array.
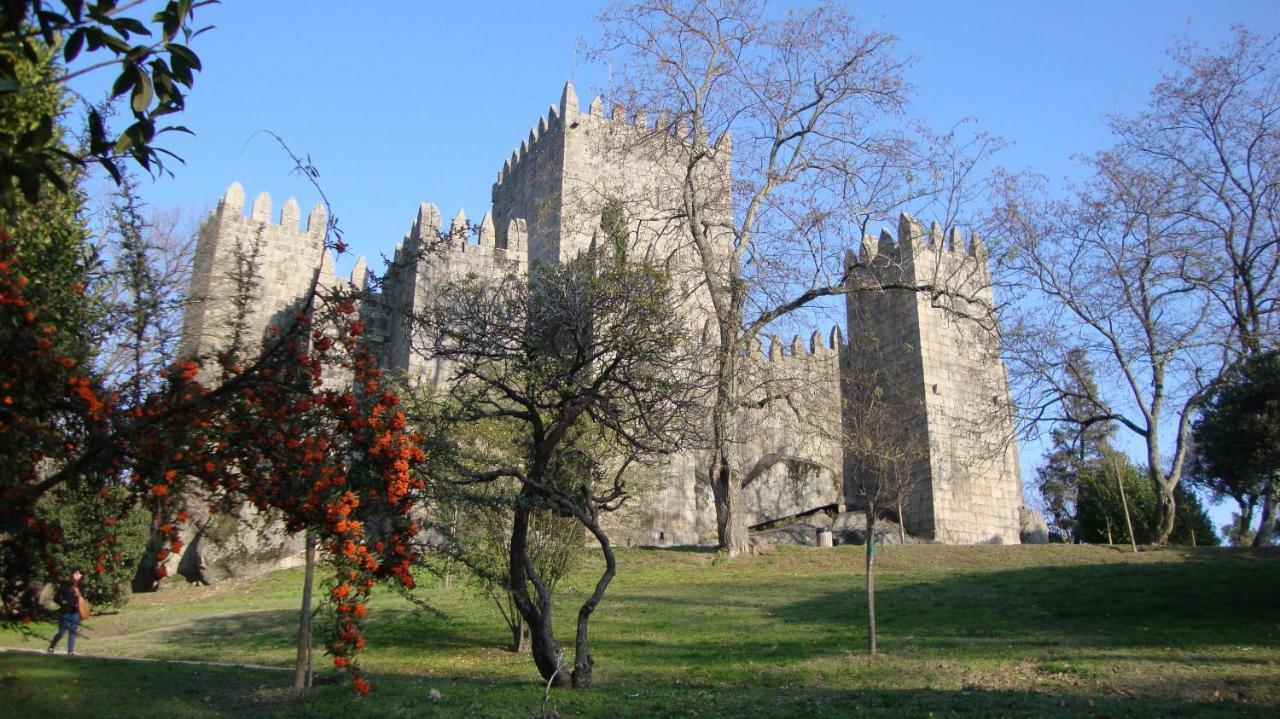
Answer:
[
  {"xmin": 379, "ymin": 203, "xmax": 528, "ymax": 385},
  {"xmin": 180, "ymin": 183, "xmax": 366, "ymax": 362},
  {"xmin": 181, "ymin": 84, "xmax": 1025, "ymax": 552},
  {"xmin": 843, "ymin": 214, "xmax": 1023, "ymax": 544}
]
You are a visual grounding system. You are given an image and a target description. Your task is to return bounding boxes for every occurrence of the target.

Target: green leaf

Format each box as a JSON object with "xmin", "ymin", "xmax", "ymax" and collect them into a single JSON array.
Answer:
[
  {"xmin": 64, "ymin": 28, "xmax": 86, "ymax": 63},
  {"xmin": 131, "ymin": 71, "xmax": 153, "ymax": 115},
  {"xmin": 110, "ymin": 64, "xmax": 137, "ymax": 99},
  {"xmin": 166, "ymin": 43, "xmax": 200, "ymax": 71},
  {"xmin": 114, "ymin": 17, "xmax": 151, "ymax": 37},
  {"xmin": 97, "ymin": 156, "xmax": 122, "ymax": 185}
]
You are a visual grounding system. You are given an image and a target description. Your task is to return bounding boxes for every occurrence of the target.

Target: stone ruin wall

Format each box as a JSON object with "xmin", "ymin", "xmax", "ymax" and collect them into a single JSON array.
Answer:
[{"xmin": 735, "ymin": 329, "xmax": 847, "ymax": 527}]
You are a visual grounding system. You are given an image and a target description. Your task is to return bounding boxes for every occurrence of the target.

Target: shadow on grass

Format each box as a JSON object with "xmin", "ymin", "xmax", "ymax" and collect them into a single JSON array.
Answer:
[
  {"xmin": 139, "ymin": 606, "xmax": 501, "ymax": 660},
  {"xmin": 631, "ymin": 544, "xmax": 719, "ymax": 554},
  {"xmin": 774, "ymin": 551, "xmax": 1280, "ymax": 653},
  {"xmin": 1, "ymin": 652, "xmax": 1271, "ymax": 718}
]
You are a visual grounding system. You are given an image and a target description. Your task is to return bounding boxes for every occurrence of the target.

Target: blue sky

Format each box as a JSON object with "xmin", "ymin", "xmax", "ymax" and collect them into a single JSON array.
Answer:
[
  {"xmin": 78, "ymin": 1, "xmax": 1280, "ymax": 536},
  {"xmin": 97, "ymin": 1, "xmax": 1280, "ymax": 266}
]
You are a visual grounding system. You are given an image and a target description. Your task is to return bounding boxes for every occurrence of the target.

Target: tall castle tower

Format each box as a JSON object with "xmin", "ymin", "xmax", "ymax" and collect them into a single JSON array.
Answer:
[
  {"xmin": 844, "ymin": 214, "xmax": 1023, "ymax": 543},
  {"xmin": 180, "ymin": 182, "xmax": 365, "ymax": 361}
]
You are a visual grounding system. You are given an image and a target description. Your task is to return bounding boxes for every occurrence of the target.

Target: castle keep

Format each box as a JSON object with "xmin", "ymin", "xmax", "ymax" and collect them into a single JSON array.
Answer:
[{"xmin": 181, "ymin": 83, "xmax": 1023, "ymax": 547}]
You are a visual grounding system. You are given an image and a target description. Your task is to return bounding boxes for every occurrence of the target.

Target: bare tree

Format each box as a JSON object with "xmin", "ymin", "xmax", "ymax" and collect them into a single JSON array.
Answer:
[
  {"xmin": 89, "ymin": 176, "xmax": 196, "ymax": 400},
  {"xmin": 841, "ymin": 350, "xmax": 928, "ymax": 656},
  {"xmin": 592, "ymin": 0, "xmax": 1000, "ymax": 556},
  {"xmin": 1111, "ymin": 28, "xmax": 1280, "ymax": 540},
  {"xmin": 997, "ymin": 159, "xmax": 1224, "ymax": 544},
  {"xmin": 1112, "ymin": 28, "xmax": 1279, "ymax": 356},
  {"xmin": 997, "ymin": 29, "xmax": 1279, "ymax": 544},
  {"xmin": 412, "ymin": 242, "xmax": 701, "ymax": 689}
]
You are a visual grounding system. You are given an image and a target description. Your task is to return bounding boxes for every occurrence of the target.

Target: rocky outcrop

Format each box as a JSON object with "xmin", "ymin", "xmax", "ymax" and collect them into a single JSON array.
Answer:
[
  {"xmin": 133, "ymin": 500, "xmax": 305, "ymax": 591},
  {"xmin": 1019, "ymin": 507, "xmax": 1050, "ymax": 544}
]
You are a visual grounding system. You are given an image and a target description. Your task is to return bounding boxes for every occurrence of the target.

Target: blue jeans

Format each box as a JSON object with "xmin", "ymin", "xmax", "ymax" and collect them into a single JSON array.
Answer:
[{"xmin": 49, "ymin": 612, "xmax": 80, "ymax": 653}]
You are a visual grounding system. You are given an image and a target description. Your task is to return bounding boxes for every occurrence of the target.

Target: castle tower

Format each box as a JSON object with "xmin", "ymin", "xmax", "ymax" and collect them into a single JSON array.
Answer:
[
  {"xmin": 843, "ymin": 213, "xmax": 1023, "ymax": 543},
  {"xmin": 180, "ymin": 183, "xmax": 345, "ymax": 361},
  {"xmin": 378, "ymin": 204, "xmax": 528, "ymax": 386},
  {"xmin": 491, "ymin": 82, "xmax": 733, "ymax": 274},
  {"xmin": 490, "ymin": 83, "xmax": 737, "ymax": 546}
]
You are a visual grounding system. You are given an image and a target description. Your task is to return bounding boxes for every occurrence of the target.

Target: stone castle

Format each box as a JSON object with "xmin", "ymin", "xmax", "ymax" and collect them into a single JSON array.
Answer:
[{"xmin": 180, "ymin": 82, "xmax": 1024, "ymax": 553}]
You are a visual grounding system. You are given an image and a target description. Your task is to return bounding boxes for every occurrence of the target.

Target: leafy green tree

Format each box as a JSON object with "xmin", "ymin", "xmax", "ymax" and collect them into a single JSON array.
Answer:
[
  {"xmin": 1076, "ymin": 452, "xmax": 1218, "ymax": 546},
  {"xmin": 0, "ymin": 1, "xmax": 215, "ymax": 206},
  {"xmin": 0, "ymin": 35, "xmax": 106, "ymax": 617},
  {"xmin": 37, "ymin": 483, "xmax": 149, "ymax": 608},
  {"xmin": 1191, "ymin": 350, "xmax": 1280, "ymax": 546},
  {"xmin": 414, "ymin": 208, "xmax": 700, "ymax": 689},
  {"xmin": 1034, "ymin": 350, "xmax": 1116, "ymax": 539}
]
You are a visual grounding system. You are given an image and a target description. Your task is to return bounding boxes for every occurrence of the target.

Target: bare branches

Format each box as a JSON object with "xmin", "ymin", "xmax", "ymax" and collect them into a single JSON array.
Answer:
[{"xmin": 591, "ymin": 0, "xmax": 1008, "ymax": 555}]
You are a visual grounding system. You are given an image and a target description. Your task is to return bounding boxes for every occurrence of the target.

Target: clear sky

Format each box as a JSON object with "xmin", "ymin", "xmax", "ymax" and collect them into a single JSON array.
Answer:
[{"xmin": 80, "ymin": 1, "xmax": 1280, "ymax": 536}]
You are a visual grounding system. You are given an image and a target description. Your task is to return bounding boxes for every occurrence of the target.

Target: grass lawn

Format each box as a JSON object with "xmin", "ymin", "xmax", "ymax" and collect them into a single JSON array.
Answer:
[{"xmin": 2, "ymin": 544, "xmax": 1277, "ymax": 717}]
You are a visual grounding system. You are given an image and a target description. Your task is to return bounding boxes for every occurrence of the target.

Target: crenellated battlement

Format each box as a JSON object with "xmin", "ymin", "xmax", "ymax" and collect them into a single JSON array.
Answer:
[
  {"xmin": 181, "ymin": 183, "xmax": 360, "ymax": 363},
  {"xmin": 215, "ymin": 182, "xmax": 328, "ymax": 239},
  {"xmin": 745, "ymin": 326, "xmax": 845, "ymax": 364},
  {"xmin": 184, "ymin": 83, "xmax": 1020, "ymax": 552},
  {"xmin": 494, "ymin": 81, "xmax": 734, "ymax": 194},
  {"xmin": 853, "ymin": 212, "xmax": 989, "ymax": 266},
  {"xmin": 394, "ymin": 202, "xmax": 528, "ymax": 262}
]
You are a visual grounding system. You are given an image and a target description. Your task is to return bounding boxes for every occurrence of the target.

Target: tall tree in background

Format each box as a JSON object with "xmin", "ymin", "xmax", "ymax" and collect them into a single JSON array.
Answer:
[
  {"xmin": 594, "ymin": 0, "xmax": 1001, "ymax": 556},
  {"xmin": 1191, "ymin": 350, "xmax": 1280, "ymax": 546},
  {"xmin": 999, "ymin": 156, "xmax": 1219, "ymax": 545},
  {"xmin": 996, "ymin": 31, "xmax": 1280, "ymax": 544},
  {"xmin": 1033, "ymin": 350, "xmax": 1117, "ymax": 538},
  {"xmin": 1075, "ymin": 453, "xmax": 1218, "ymax": 547}
]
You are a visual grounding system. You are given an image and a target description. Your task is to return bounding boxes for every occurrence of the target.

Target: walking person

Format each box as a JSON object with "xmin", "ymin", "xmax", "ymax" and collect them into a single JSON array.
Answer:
[{"xmin": 47, "ymin": 568, "xmax": 86, "ymax": 655}]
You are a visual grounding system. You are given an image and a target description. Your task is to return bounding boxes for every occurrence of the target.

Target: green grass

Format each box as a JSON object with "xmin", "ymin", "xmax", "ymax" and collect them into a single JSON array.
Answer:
[{"xmin": 3, "ymin": 544, "xmax": 1278, "ymax": 717}]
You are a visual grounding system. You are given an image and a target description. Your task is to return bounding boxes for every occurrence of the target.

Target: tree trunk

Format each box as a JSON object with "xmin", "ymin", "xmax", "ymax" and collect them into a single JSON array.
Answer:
[
  {"xmin": 712, "ymin": 461, "xmax": 749, "ymax": 557},
  {"xmin": 1253, "ymin": 475, "xmax": 1277, "ymax": 548},
  {"xmin": 571, "ymin": 519, "xmax": 617, "ymax": 689},
  {"xmin": 1114, "ymin": 462, "xmax": 1138, "ymax": 554},
  {"xmin": 1233, "ymin": 499, "xmax": 1256, "ymax": 546},
  {"xmin": 510, "ymin": 609, "xmax": 530, "ymax": 654},
  {"xmin": 293, "ymin": 533, "xmax": 316, "ymax": 690},
  {"xmin": 709, "ymin": 320, "xmax": 749, "ymax": 558},
  {"xmin": 865, "ymin": 508, "xmax": 877, "ymax": 657},
  {"xmin": 516, "ymin": 623, "xmax": 531, "ymax": 654},
  {"xmin": 509, "ymin": 501, "xmax": 569, "ymax": 687},
  {"xmin": 1153, "ymin": 482, "xmax": 1176, "ymax": 545}
]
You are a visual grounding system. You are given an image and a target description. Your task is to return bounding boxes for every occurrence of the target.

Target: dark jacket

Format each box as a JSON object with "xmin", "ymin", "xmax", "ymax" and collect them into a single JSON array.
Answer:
[{"xmin": 54, "ymin": 580, "xmax": 80, "ymax": 615}]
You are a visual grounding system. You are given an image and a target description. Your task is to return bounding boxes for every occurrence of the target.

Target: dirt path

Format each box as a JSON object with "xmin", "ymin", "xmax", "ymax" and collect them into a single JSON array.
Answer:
[{"xmin": 0, "ymin": 645, "xmax": 291, "ymax": 673}]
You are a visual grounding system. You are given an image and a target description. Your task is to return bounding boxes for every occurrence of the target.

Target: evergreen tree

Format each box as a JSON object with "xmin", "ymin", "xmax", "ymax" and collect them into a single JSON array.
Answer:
[
  {"xmin": 1191, "ymin": 350, "xmax": 1280, "ymax": 546},
  {"xmin": 1034, "ymin": 350, "xmax": 1115, "ymax": 539},
  {"xmin": 1076, "ymin": 452, "xmax": 1219, "ymax": 546}
]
